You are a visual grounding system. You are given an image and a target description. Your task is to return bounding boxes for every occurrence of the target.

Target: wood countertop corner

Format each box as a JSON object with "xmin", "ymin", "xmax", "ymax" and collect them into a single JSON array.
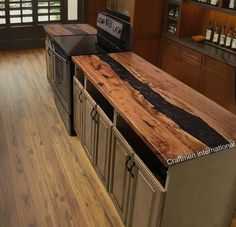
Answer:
[
  {"xmin": 43, "ymin": 23, "xmax": 97, "ymax": 36},
  {"xmin": 72, "ymin": 52, "xmax": 236, "ymax": 167}
]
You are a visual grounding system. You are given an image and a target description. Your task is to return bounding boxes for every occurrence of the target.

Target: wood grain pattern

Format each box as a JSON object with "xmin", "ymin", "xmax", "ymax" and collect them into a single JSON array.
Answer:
[
  {"xmin": 43, "ymin": 23, "xmax": 97, "ymax": 36},
  {"xmin": 72, "ymin": 52, "xmax": 236, "ymax": 166},
  {"xmin": 0, "ymin": 49, "xmax": 123, "ymax": 227}
]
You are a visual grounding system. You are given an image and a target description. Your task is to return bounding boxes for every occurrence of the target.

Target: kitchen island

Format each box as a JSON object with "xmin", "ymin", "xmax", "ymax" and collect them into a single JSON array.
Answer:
[{"xmin": 72, "ymin": 52, "xmax": 236, "ymax": 227}]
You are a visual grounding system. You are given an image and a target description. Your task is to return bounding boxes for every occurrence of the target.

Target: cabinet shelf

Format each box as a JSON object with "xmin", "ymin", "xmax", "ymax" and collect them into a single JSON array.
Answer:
[{"xmin": 187, "ymin": 0, "xmax": 236, "ymax": 15}]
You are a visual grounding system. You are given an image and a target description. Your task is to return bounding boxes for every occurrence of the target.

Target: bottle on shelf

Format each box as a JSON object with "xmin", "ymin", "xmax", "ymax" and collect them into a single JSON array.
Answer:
[
  {"xmin": 219, "ymin": 25, "xmax": 226, "ymax": 46},
  {"xmin": 175, "ymin": 7, "xmax": 179, "ymax": 18},
  {"xmin": 225, "ymin": 27, "xmax": 233, "ymax": 48},
  {"xmin": 229, "ymin": 0, "xmax": 236, "ymax": 9},
  {"xmin": 205, "ymin": 21, "xmax": 213, "ymax": 41},
  {"xmin": 210, "ymin": 0, "xmax": 219, "ymax": 6},
  {"xmin": 212, "ymin": 23, "xmax": 220, "ymax": 43},
  {"xmin": 231, "ymin": 28, "xmax": 236, "ymax": 50},
  {"xmin": 168, "ymin": 8, "xmax": 175, "ymax": 17}
]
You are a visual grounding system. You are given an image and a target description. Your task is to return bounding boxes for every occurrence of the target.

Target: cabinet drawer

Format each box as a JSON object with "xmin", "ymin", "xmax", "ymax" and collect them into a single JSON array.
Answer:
[
  {"xmin": 204, "ymin": 56, "xmax": 235, "ymax": 79},
  {"xmin": 163, "ymin": 38, "xmax": 181, "ymax": 54},
  {"xmin": 181, "ymin": 46, "xmax": 202, "ymax": 64}
]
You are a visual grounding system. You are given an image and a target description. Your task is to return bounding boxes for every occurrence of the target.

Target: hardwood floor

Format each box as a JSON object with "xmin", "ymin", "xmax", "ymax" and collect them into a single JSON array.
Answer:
[
  {"xmin": 0, "ymin": 49, "xmax": 124, "ymax": 227},
  {"xmin": 0, "ymin": 49, "xmax": 235, "ymax": 227}
]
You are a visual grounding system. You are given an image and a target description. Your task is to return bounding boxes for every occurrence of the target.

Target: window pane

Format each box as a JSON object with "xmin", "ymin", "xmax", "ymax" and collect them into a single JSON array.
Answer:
[
  {"xmin": 9, "ymin": 3, "xmax": 20, "ymax": 8},
  {"xmin": 23, "ymin": 16, "xmax": 32, "ymax": 22},
  {"xmin": 38, "ymin": 2, "xmax": 48, "ymax": 7},
  {"xmin": 38, "ymin": 8, "xmax": 48, "ymax": 14},
  {"xmin": 10, "ymin": 17, "xmax": 21, "ymax": 23},
  {"xmin": 38, "ymin": 15, "xmax": 48, "ymax": 21},
  {"xmin": 22, "ymin": 2, "xmax": 32, "ymax": 8},
  {"xmin": 50, "ymin": 1, "xmax": 60, "ymax": 6},
  {"xmin": 0, "ymin": 18, "xmax": 5, "ymax": 24},
  {"xmin": 10, "ymin": 10, "xmax": 21, "ymax": 15},
  {"xmin": 50, "ymin": 8, "xmax": 60, "ymax": 13},
  {"xmin": 50, "ymin": 14, "xmax": 60, "ymax": 21},
  {"xmin": 23, "ymin": 9, "xmax": 32, "ymax": 14}
]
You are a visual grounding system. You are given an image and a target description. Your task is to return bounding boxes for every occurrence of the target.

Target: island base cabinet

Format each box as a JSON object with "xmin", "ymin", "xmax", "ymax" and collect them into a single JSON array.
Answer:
[
  {"xmin": 82, "ymin": 90, "xmax": 96, "ymax": 164},
  {"xmin": 128, "ymin": 155, "xmax": 165, "ymax": 227},
  {"xmin": 109, "ymin": 127, "xmax": 134, "ymax": 223},
  {"xmin": 94, "ymin": 106, "xmax": 113, "ymax": 189},
  {"xmin": 45, "ymin": 37, "xmax": 54, "ymax": 85},
  {"xmin": 73, "ymin": 78, "xmax": 84, "ymax": 139}
]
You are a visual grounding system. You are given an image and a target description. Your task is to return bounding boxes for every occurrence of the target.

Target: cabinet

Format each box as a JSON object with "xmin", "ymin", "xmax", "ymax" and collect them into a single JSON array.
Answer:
[
  {"xmin": 45, "ymin": 37, "xmax": 54, "ymax": 85},
  {"xmin": 109, "ymin": 127, "xmax": 165, "ymax": 226},
  {"xmin": 164, "ymin": 0, "xmax": 181, "ymax": 36},
  {"xmin": 180, "ymin": 46, "xmax": 202, "ymax": 91},
  {"xmin": 82, "ymin": 90, "xmax": 97, "ymax": 163},
  {"xmin": 74, "ymin": 77, "xmax": 113, "ymax": 188},
  {"xmin": 109, "ymin": 127, "xmax": 134, "ymax": 222},
  {"xmin": 160, "ymin": 38, "xmax": 202, "ymax": 91},
  {"xmin": 94, "ymin": 106, "xmax": 113, "ymax": 188},
  {"xmin": 201, "ymin": 56, "xmax": 236, "ymax": 108},
  {"xmin": 160, "ymin": 38, "xmax": 181, "ymax": 80},
  {"xmin": 73, "ymin": 78, "xmax": 84, "ymax": 139},
  {"xmin": 128, "ymin": 155, "xmax": 165, "ymax": 227},
  {"xmin": 160, "ymin": 37, "xmax": 236, "ymax": 112}
]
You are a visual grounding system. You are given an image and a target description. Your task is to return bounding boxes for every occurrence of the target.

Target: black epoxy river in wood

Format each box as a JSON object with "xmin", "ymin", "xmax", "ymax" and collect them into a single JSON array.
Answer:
[{"xmin": 97, "ymin": 54, "xmax": 229, "ymax": 148}]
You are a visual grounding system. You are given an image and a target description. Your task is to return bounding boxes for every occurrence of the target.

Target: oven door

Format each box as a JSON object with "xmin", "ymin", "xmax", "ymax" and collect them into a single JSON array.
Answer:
[{"xmin": 51, "ymin": 45, "xmax": 72, "ymax": 115}]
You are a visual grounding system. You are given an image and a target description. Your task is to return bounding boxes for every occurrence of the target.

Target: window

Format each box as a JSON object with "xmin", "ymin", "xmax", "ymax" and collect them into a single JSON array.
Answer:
[
  {"xmin": 0, "ymin": 0, "xmax": 6, "ymax": 25},
  {"xmin": 0, "ymin": 0, "xmax": 62, "ymax": 26},
  {"xmin": 37, "ymin": 0, "xmax": 61, "ymax": 22}
]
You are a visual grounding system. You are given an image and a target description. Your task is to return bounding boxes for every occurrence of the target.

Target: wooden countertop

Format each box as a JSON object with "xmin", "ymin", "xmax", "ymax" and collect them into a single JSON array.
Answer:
[
  {"xmin": 44, "ymin": 23, "xmax": 97, "ymax": 36},
  {"xmin": 72, "ymin": 52, "xmax": 236, "ymax": 167}
]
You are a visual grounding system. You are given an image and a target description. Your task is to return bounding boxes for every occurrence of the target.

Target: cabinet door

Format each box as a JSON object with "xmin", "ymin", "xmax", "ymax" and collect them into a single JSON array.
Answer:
[
  {"xmin": 160, "ymin": 40, "xmax": 181, "ymax": 80},
  {"xmin": 45, "ymin": 37, "xmax": 54, "ymax": 84},
  {"xmin": 109, "ymin": 127, "xmax": 134, "ymax": 222},
  {"xmin": 73, "ymin": 77, "xmax": 84, "ymax": 139},
  {"xmin": 179, "ymin": 47, "xmax": 202, "ymax": 91},
  {"xmin": 128, "ymin": 155, "xmax": 165, "ymax": 227},
  {"xmin": 83, "ymin": 90, "xmax": 96, "ymax": 164},
  {"xmin": 94, "ymin": 106, "xmax": 113, "ymax": 189},
  {"xmin": 201, "ymin": 56, "xmax": 235, "ymax": 109}
]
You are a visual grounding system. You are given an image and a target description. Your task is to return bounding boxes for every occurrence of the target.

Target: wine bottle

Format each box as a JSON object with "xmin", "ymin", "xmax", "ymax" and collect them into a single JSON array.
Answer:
[
  {"xmin": 231, "ymin": 28, "xmax": 236, "ymax": 50},
  {"xmin": 212, "ymin": 23, "xmax": 220, "ymax": 43},
  {"xmin": 229, "ymin": 0, "xmax": 236, "ymax": 9},
  {"xmin": 205, "ymin": 21, "xmax": 213, "ymax": 41},
  {"xmin": 225, "ymin": 27, "xmax": 233, "ymax": 48},
  {"xmin": 219, "ymin": 25, "xmax": 226, "ymax": 46},
  {"xmin": 210, "ymin": 0, "xmax": 219, "ymax": 5}
]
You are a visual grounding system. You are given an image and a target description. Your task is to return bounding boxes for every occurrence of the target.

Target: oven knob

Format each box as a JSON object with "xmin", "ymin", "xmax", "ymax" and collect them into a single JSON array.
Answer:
[
  {"xmin": 117, "ymin": 27, "xmax": 121, "ymax": 33},
  {"xmin": 98, "ymin": 18, "xmax": 104, "ymax": 24},
  {"xmin": 112, "ymin": 26, "xmax": 117, "ymax": 32}
]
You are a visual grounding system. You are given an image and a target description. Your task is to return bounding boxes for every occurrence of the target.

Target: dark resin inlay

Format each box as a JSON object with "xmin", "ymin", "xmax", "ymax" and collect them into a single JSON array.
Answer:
[{"xmin": 97, "ymin": 54, "xmax": 229, "ymax": 148}]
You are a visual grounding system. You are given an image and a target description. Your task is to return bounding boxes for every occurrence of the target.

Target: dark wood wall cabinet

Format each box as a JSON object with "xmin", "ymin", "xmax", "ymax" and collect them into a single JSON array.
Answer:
[{"xmin": 160, "ymin": 37, "xmax": 236, "ymax": 113}]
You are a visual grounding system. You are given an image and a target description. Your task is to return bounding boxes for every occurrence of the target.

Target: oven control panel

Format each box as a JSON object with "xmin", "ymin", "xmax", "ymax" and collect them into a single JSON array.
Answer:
[{"xmin": 97, "ymin": 13, "xmax": 124, "ymax": 39}]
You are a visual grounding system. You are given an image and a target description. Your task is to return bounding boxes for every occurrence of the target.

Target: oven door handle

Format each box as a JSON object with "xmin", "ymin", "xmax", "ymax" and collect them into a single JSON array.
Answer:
[{"xmin": 50, "ymin": 47, "xmax": 68, "ymax": 64}]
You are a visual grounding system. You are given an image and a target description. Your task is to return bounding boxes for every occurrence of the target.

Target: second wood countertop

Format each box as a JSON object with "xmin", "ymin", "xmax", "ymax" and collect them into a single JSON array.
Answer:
[
  {"xmin": 44, "ymin": 23, "xmax": 97, "ymax": 36},
  {"xmin": 72, "ymin": 52, "xmax": 236, "ymax": 166}
]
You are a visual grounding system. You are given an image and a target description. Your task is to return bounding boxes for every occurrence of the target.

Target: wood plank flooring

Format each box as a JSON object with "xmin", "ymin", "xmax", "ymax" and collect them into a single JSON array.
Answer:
[
  {"xmin": 0, "ymin": 49, "xmax": 124, "ymax": 227},
  {"xmin": 0, "ymin": 49, "xmax": 235, "ymax": 227}
]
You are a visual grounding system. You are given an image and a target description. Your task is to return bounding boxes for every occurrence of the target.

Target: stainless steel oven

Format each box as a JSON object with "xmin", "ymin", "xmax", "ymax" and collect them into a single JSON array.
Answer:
[{"xmin": 47, "ymin": 12, "xmax": 132, "ymax": 135}]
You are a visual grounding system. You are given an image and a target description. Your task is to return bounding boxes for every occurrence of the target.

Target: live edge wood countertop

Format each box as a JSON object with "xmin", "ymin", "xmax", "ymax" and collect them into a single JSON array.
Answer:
[
  {"xmin": 72, "ymin": 52, "xmax": 236, "ymax": 167},
  {"xmin": 44, "ymin": 23, "xmax": 97, "ymax": 36}
]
